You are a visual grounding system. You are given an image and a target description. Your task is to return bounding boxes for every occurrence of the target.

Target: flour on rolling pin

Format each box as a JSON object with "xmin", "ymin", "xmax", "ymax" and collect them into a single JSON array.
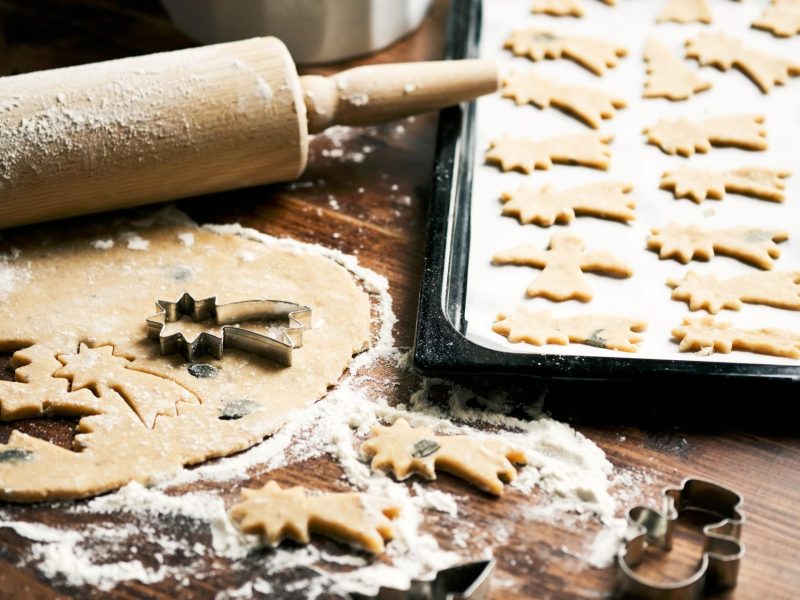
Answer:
[{"xmin": 0, "ymin": 37, "xmax": 496, "ymax": 229}]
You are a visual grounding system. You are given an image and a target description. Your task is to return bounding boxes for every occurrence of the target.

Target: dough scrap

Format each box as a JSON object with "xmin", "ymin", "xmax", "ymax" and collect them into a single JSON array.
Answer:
[
  {"xmin": 493, "ymin": 233, "xmax": 633, "ymax": 302},
  {"xmin": 672, "ymin": 316, "xmax": 800, "ymax": 358},
  {"xmin": 502, "ymin": 71, "xmax": 626, "ymax": 128},
  {"xmin": 493, "ymin": 307, "xmax": 646, "ymax": 352},
  {"xmin": 657, "ymin": 0, "xmax": 712, "ymax": 24},
  {"xmin": 229, "ymin": 481, "xmax": 400, "ymax": 554},
  {"xmin": 660, "ymin": 166, "xmax": 790, "ymax": 203},
  {"xmin": 503, "ymin": 29, "xmax": 627, "ymax": 75},
  {"xmin": 644, "ymin": 38, "xmax": 711, "ymax": 100},
  {"xmin": 668, "ymin": 270, "xmax": 800, "ymax": 313},
  {"xmin": 531, "ymin": 0, "xmax": 615, "ymax": 17},
  {"xmin": 686, "ymin": 31, "xmax": 800, "ymax": 93},
  {"xmin": 752, "ymin": 0, "xmax": 800, "ymax": 38},
  {"xmin": 361, "ymin": 418, "xmax": 527, "ymax": 496},
  {"xmin": 643, "ymin": 114, "xmax": 767, "ymax": 156},
  {"xmin": 0, "ymin": 220, "xmax": 371, "ymax": 502},
  {"xmin": 647, "ymin": 223, "xmax": 788, "ymax": 269},
  {"xmin": 485, "ymin": 133, "xmax": 613, "ymax": 173},
  {"xmin": 500, "ymin": 182, "xmax": 636, "ymax": 226}
]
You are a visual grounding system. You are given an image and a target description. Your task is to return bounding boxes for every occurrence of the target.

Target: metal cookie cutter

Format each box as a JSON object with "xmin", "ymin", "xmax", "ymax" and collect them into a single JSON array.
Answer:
[
  {"xmin": 349, "ymin": 559, "xmax": 495, "ymax": 600},
  {"xmin": 146, "ymin": 292, "xmax": 311, "ymax": 366},
  {"xmin": 615, "ymin": 478, "xmax": 745, "ymax": 600}
]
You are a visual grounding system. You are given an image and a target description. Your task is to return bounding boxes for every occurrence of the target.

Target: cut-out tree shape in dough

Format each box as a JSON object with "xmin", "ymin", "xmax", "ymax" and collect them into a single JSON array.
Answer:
[
  {"xmin": 361, "ymin": 418, "xmax": 527, "ymax": 495},
  {"xmin": 55, "ymin": 343, "xmax": 199, "ymax": 429},
  {"xmin": 753, "ymin": 0, "xmax": 800, "ymax": 38},
  {"xmin": 644, "ymin": 115, "xmax": 767, "ymax": 157},
  {"xmin": 531, "ymin": 0, "xmax": 615, "ymax": 17},
  {"xmin": 493, "ymin": 233, "xmax": 633, "ymax": 301},
  {"xmin": 644, "ymin": 38, "xmax": 711, "ymax": 100},
  {"xmin": 486, "ymin": 133, "xmax": 613, "ymax": 173},
  {"xmin": 500, "ymin": 182, "xmax": 636, "ymax": 226},
  {"xmin": 229, "ymin": 481, "xmax": 401, "ymax": 554},
  {"xmin": 686, "ymin": 32, "xmax": 800, "ymax": 93},
  {"xmin": 493, "ymin": 307, "xmax": 646, "ymax": 352},
  {"xmin": 660, "ymin": 166, "xmax": 790, "ymax": 203},
  {"xmin": 673, "ymin": 316, "xmax": 800, "ymax": 358},
  {"xmin": 502, "ymin": 71, "xmax": 627, "ymax": 128},
  {"xmin": 503, "ymin": 29, "xmax": 627, "ymax": 75},
  {"xmin": 657, "ymin": 0, "xmax": 712, "ymax": 24},
  {"xmin": 668, "ymin": 270, "xmax": 800, "ymax": 313},
  {"xmin": 648, "ymin": 223, "xmax": 789, "ymax": 269}
]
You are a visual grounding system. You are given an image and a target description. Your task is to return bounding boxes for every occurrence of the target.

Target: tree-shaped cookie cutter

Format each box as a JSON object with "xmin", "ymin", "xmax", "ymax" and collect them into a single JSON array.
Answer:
[
  {"xmin": 146, "ymin": 292, "xmax": 311, "ymax": 366},
  {"xmin": 616, "ymin": 478, "xmax": 745, "ymax": 600}
]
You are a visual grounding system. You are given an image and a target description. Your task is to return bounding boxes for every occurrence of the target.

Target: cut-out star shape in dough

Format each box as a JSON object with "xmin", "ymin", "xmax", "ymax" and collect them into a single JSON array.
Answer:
[
  {"xmin": 493, "ymin": 307, "xmax": 646, "ymax": 352},
  {"xmin": 673, "ymin": 315, "xmax": 800, "ymax": 358},
  {"xmin": 657, "ymin": 0, "xmax": 712, "ymax": 24},
  {"xmin": 485, "ymin": 133, "xmax": 613, "ymax": 173},
  {"xmin": 502, "ymin": 71, "xmax": 626, "ymax": 128},
  {"xmin": 644, "ymin": 115, "xmax": 767, "ymax": 157},
  {"xmin": 752, "ymin": 0, "xmax": 800, "ymax": 38},
  {"xmin": 668, "ymin": 270, "xmax": 800, "ymax": 313},
  {"xmin": 229, "ymin": 481, "xmax": 401, "ymax": 554},
  {"xmin": 493, "ymin": 233, "xmax": 633, "ymax": 302},
  {"xmin": 531, "ymin": 0, "xmax": 615, "ymax": 17},
  {"xmin": 504, "ymin": 29, "xmax": 627, "ymax": 75},
  {"xmin": 660, "ymin": 166, "xmax": 790, "ymax": 203},
  {"xmin": 361, "ymin": 418, "xmax": 527, "ymax": 496}
]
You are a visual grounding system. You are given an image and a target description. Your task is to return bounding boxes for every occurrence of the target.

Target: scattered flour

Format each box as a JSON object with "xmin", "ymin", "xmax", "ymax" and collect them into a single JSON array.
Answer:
[
  {"xmin": 125, "ymin": 235, "xmax": 150, "ymax": 251},
  {"xmin": 0, "ymin": 247, "xmax": 31, "ymax": 299},
  {"xmin": 177, "ymin": 232, "xmax": 195, "ymax": 247},
  {"xmin": 90, "ymin": 238, "xmax": 114, "ymax": 250}
]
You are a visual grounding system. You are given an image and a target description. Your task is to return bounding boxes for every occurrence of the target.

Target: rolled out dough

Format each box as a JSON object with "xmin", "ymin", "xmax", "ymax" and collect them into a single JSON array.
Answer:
[{"xmin": 0, "ymin": 217, "xmax": 371, "ymax": 502}]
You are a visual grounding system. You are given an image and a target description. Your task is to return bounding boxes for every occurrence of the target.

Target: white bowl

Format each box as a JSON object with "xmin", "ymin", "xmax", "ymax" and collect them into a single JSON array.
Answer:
[{"xmin": 161, "ymin": 0, "xmax": 433, "ymax": 65}]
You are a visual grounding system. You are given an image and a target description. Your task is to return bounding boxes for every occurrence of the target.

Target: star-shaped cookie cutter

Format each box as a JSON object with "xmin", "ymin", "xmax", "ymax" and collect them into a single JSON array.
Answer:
[
  {"xmin": 145, "ymin": 292, "xmax": 311, "ymax": 366},
  {"xmin": 615, "ymin": 478, "xmax": 745, "ymax": 600}
]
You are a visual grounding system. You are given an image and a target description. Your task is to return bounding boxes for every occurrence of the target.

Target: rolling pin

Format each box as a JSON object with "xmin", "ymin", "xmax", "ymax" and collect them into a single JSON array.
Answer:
[{"xmin": 0, "ymin": 37, "xmax": 497, "ymax": 229}]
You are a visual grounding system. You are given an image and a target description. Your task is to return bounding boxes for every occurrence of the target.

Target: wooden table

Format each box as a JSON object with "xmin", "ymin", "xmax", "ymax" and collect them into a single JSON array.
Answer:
[{"xmin": 1, "ymin": 1, "xmax": 798, "ymax": 598}]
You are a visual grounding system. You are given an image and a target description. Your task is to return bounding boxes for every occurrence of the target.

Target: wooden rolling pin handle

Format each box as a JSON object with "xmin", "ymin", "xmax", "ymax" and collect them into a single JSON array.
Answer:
[{"xmin": 301, "ymin": 59, "xmax": 499, "ymax": 134}]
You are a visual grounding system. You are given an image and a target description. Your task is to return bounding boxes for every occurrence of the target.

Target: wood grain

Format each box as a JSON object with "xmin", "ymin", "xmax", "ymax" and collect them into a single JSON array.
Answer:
[{"xmin": 2, "ymin": 1, "xmax": 800, "ymax": 599}]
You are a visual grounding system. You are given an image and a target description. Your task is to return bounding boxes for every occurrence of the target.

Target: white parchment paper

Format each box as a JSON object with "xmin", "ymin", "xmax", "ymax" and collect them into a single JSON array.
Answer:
[{"xmin": 464, "ymin": 0, "xmax": 800, "ymax": 365}]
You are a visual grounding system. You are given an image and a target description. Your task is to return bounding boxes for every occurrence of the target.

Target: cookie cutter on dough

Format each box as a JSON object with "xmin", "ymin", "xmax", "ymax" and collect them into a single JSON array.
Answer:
[
  {"xmin": 615, "ymin": 478, "xmax": 745, "ymax": 600},
  {"xmin": 349, "ymin": 559, "xmax": 495, "ymax": 600},
  {"xmin": 145, "ymin": 292, "xmax": 311, "ymax": 366}
]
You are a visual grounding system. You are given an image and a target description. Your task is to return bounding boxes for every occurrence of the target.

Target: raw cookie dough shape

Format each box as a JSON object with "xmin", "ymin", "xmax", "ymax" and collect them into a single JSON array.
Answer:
[
  {"xmin": 660, "ymin": 166, "xmax": 790, "ymax": 203},
  {"xmin": 0, "ymin": 223, "xmax": 371, "ymax": 502},
  {"xmin": 502, "ymin": 71, "xmax": 627, "ymax": 128},
  {"xmin": 492, "ymin": 233, "xmax": 633, "ymax": 302},
  {"xmin": 500, "ymin": 182, "xmax": 636, "ymax": 226},
  {"xmin": 686, "ymin": 32, "xmax": 800, "ymax": 93},
  {"xmin": 485, "ymin": 133, "xmax": 613, "ymax": 173},
  {"xmin": 667, "ymin": 270, "xmax": 800, "ymax": 313},
  {"xmin": 229, "ymin": 481, "xmax": 400, "ymax": 554},
  {"xmin": 361, "ymin": 418, "xmax": 527, "ymax": 496},
  {"xmin": 643, "ymin": 38, "xmax": 711, "ymax": 100},
  {"xmin": 643, "ymin": 115, "xmax": 767, "ymax": 157},
  {"xmin": 648, "ymin": 223, "xmax": 789, "ymax": 269},
  {"xmin": 531, "ymin": 0, "xmax": 615, "ymax": 17},
  {"xmin": 503, "ymin": 29, "xmax": 627, "ymax": 75},
  {"xmin": 493, "ymin": 307, "xmax": 646, "ymax": 352},
  {"xmin": 657, "ymin": 0, "xmax": 712, "ymax": 24},
  {"xmin": 752, "ymin": 0, "xmax": 800, "ymax": 38},
  {"xmin": 673, "ymin": 315, "xmax": 800, "ymax": 358},
  {"xmin": 146, "ymin": 292, "xmax": 311, "ymax": 365}
]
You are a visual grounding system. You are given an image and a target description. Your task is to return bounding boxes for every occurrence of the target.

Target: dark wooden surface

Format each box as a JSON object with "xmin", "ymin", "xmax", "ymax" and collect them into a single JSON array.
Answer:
[{"xmin": 1, "ymin": 1, "xmax": 799, "ymax": 599}]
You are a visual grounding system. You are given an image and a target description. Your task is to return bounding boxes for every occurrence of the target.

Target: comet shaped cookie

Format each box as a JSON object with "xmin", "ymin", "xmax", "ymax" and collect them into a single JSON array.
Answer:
[
  {"xmin": 493, "ymin": 233, "xmax": 633, "ymax": 301},
  {"xmin": 647, "ymin": 223, "xmax": 789, "ymax": 269},
  {"xmin": 660, "ymin": 167, "xmax": 790, "ymax": 203},
  {"xmin": 644, "ymin": 115, "xmax": 767, "ymax": 157},
  {"xmin": 486, "ymin": 133, "xmax": 613, "ymax": 173},
  {"xmin": 503, "ymin": 29, "xmax": 627, "ymax": 75},
  {"xmin": 500, "ymin": 182, "xmax": 636, "ymax": 226},
  {"xmin": 493, "ymin": 307, "xmax": 647, "ymax": 352},
  {"xmin": 531, "ymin": 0, "xmax": 616, "ymax": 17},
  {"xmin": 668, "ymin": 270, "xmax": 800, "ymax": 313},
  {"xmin": 673, "ymin": 316, "xmax": 800, "ymax": 358},
  {"xmin": 229, "ymin": 481, "xmax": 401, "ymax": 554},
  {"xmin": 686, "ymin": 32, "xmax": 800, "ymax": 93},
  {"xmin": 752, "ymin": 0, "xmax": 800, "ymax": 37},
  {"xmin": 502, "ymin": 71, "xmax": 627, "ymax": 128},
  {"xmin": 361, "ymin": 418, "xmax": 527, "ymax": 495},
  {"xmin": 643, "ymin": 38, "xmax": 711, "ymax": 100},
  {"xmin": 657, "ymin": 0, "xmax": 712, "ymax": 24}
]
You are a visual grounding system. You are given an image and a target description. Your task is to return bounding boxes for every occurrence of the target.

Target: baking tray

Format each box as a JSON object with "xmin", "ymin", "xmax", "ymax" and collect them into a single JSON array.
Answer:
[{"xmin": 413, "ymin": 0, "xmax": 800, "ymax": 383}]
